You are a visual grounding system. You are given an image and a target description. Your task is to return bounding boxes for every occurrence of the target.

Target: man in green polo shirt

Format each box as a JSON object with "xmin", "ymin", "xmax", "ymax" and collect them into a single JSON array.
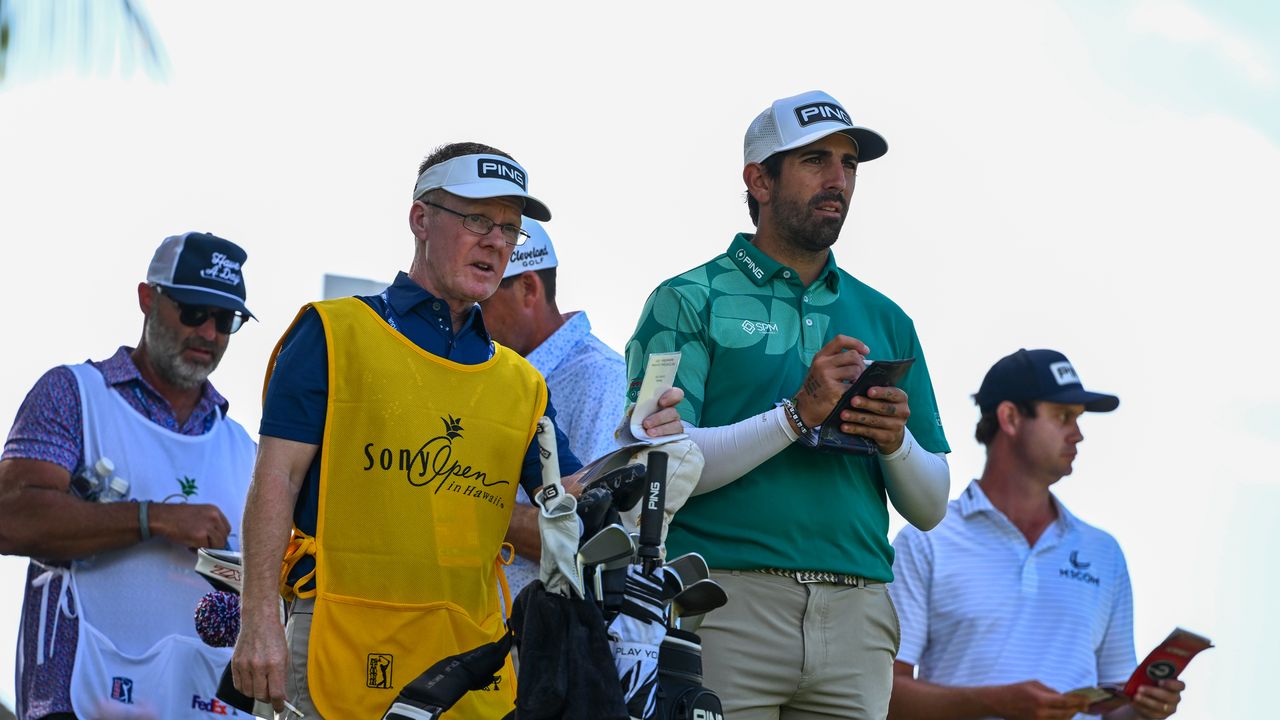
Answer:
[{"xmin": 625, "ymin": 90, "xmax": 952, "ymax": 719}]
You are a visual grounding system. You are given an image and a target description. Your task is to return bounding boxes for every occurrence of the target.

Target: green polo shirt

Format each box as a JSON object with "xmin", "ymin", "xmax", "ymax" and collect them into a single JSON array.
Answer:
[{"xmin": 625, "ymin": 234, "xmax": 950, "ymax": 581}]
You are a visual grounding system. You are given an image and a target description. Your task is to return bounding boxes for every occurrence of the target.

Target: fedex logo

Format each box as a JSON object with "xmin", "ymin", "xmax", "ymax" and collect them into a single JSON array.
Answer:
[
  {"xmin": 794, "ymin": 102, "xmax": 851, "ymax": 127},
  {"xmin": 477, "ymin": 159, "xmax": 527, "ymax": 190},
  {"xmin": 192, "ymin": 694, "xmax": 237, "ymax": 714}
]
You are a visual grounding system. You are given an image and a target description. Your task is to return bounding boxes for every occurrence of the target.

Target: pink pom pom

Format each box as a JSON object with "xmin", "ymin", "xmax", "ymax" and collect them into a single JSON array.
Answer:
[{"xmin": 194, "ymin": 591, "xmax": 241, "ymax": 647}]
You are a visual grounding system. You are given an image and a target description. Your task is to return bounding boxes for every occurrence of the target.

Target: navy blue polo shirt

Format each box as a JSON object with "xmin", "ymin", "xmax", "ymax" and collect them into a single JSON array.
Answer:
[{"xmin": 261, "ymin": 271, "xmax": 582, "ymax": 545}]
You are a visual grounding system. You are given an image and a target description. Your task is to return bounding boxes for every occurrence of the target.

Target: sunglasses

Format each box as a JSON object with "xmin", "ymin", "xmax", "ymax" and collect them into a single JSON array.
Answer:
[{"xmin": 154, "ymin": 286, "xmax": 247, "ymax": 334}]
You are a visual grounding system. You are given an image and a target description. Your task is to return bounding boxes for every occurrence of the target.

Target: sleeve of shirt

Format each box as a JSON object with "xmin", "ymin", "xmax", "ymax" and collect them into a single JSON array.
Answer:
[
  {"xmin": 260, "ymin": 308, "xmax": 329, "ymax": 445},
  {"xmin": 889, "ymin": 525, "xmax": 935, "ymax": 666},
  {"xmin": 1, "ymin": 365, "xmax": 83, "ymax": 472},
  {"xmin": 518, "ymin": 397, "xmax": 582, "ymax": 500},
  {"xmin": 554, "ymin": 356, "xmax": 628, "ymax": 465},
  {"xmin": 624, "ymin": 285, "xmax": 710, "ymax": 426},
  {"xmin": 1096, "ymin": 539, "xmax": 1138, "ymax": 685},
  {"xmin": 896, "ymin": 319, "xmax": 951, "ymax": 455}
]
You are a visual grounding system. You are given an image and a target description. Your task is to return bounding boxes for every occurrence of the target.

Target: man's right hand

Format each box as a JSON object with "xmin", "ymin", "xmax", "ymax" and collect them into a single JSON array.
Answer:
[
  {"xmin": 793, "ymin": 335, "xmax": 870, "ymax": 429},
  {"xmin": 985, "ymin": 680, "xmax": 1090, "ymax": 720},
  {"xmin": 231, "ymin": 612, "xmax": 290, "ymax": 713},
  {"xmin": 148, "ymin": 502, "xmax": 232, "ymax": 549}
]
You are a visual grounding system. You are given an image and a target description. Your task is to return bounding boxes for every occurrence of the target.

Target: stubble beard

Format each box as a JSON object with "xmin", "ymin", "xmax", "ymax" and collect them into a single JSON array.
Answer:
[{"xmin": 142, "ymin": 309, "xmax": 223, "ymax": 390}]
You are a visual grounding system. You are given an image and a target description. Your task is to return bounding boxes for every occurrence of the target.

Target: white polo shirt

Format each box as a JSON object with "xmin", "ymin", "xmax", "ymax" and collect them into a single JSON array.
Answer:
[{"xmin": 890, "ymin": 480, "xmax": 1136, "ymax": 703}]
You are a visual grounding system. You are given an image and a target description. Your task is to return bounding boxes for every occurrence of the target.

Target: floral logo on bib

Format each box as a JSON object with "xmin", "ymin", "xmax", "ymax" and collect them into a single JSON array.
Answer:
[
  {"xmin": 164, "ymin": 475, "xmax": 200, "ymax": 503},
  {"xmin": 362, "ymin": 415, "xmax": 511, "ymax": 509}
]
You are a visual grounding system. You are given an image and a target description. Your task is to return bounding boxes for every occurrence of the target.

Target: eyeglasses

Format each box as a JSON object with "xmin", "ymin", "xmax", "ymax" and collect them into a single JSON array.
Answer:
[
  {"xmin": 153, "ymin": 286, "xmax": 247, "ymax": 334},
  {"xmin": 421, "ymin": 201, "xmax": 531, "ymax": 246}
]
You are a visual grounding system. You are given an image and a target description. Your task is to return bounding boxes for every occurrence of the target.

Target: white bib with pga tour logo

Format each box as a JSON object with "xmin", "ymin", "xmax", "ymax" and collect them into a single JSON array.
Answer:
[{"xmin": 62, "ymin": 363, "xmax": 256, "ymax": 718}]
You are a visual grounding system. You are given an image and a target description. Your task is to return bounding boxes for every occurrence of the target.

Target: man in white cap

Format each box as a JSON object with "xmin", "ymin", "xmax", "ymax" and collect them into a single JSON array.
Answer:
[
  {"xmin": 232, "ymin": 142, "xmax": 683, "ymax": 719},
  {"xmin": 625, "ymin": 91, "xmax": 952, "ymax": 718},
  {"xmin": 888, "ymin": 349, "xmax": 1186, "ymax": 720},
  {"xmin": 480, "ymin": 219, "xmax": 628, "ymax": 597},
  {"xmin": 0, "ymin": 232, "xmax": 257, "ymax": 720}
]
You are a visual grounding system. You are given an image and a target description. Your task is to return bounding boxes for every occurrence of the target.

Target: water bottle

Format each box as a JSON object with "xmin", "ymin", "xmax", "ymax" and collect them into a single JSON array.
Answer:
[
  {"xmin": 69, "ymin": 457, "xmax": 115, "ymax": 501},
  {"xmin": 98, "ymin": 473, "xmax": 130, "ymax": 502}
]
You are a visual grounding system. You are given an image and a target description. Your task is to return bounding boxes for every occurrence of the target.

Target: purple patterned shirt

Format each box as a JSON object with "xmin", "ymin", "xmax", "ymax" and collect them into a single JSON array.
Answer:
[{"xmin": 3, "ymin": 347, "xmax": 229, "ymax": 719}]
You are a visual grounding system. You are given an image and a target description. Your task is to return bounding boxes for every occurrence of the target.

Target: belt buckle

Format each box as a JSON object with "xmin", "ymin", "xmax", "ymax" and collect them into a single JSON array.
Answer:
[{"xmin": 794, "ymin": 571, "xmax": 821, "ymax": 584}]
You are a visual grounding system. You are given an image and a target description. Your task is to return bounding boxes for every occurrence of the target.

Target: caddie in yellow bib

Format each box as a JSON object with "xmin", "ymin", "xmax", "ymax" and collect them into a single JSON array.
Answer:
[{"xmin": 275, "ymin": 297, "xmax": 546, "ymax": 718}]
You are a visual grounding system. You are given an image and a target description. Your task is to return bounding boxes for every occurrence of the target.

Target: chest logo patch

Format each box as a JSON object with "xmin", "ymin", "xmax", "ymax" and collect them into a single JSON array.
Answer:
[
  {"xmin": 741, "ymin": 319, "xmax": 779, "ymax": 335},
  {"xmin": 367, "ymin": 654, "xmax": 393, "ymax": 689},
  {"xmin": 362, "ymin": 415, "xmax": 510, "ymax": 509}
]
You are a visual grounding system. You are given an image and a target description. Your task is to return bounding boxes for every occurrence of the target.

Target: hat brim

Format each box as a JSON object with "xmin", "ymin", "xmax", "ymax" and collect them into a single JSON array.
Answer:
[
  {"xmin": 160, "ymin": 285, "xmax": 255, "ymax": 319},
  {"xmin": 1042, "ymin": 388, "xmax": 1120, "ymax": 413},
  {"xmin": 431, "ymin": 181, "xmax": 552, "ymax": 222},
  {"xmin": 772, "ymin": 126, "xmax": 888, "ymax": 163}
]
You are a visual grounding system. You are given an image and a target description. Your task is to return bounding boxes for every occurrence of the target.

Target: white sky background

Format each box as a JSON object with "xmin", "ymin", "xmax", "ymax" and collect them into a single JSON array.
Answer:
[{"xmin": 1, "ymin": 0, "xmax": 1277, "ymax": 716}]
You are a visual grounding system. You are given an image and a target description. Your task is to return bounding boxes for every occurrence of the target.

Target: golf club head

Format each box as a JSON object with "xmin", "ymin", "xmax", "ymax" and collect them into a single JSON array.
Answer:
[
  {"xmin": 672, "ymin": 579, "xmax": 728, "ymax": 623},
  {"xmin": 666, "ymin": 552, "xmax": 710, "ymax": 587},
  {"xmin": 578, "ymin": 524, "xmax": 635, "ymax": 567},
  {"xmin": 575, "ymin": 485, "xmax": 614, "ymax": 540},
  {"xmin": 584, "ymin": 462, "xmax": 647, "ymax": 511}
]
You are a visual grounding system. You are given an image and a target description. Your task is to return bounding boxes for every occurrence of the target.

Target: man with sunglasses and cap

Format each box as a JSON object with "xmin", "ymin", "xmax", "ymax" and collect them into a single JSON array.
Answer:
[
  {"xmin": 625, "ymin": 91, "xmax": 952, "ymax": 718},
  {"xmin": 479, "ymin": 219, "xmax": 628, "ymax": 597},
  {"xmin": 0, "ymin": 232, "xmax": 258, "ymax": 720},
  {"xmin": 232, "ymin": 142, "xmax": 684, "ymax": 719},
  {"xmin": 888, "ymin": 349, "xmax": 1186, "ymax": 720}
]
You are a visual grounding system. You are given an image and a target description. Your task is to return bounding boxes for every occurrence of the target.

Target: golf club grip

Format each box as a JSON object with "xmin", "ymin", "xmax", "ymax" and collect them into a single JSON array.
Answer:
[{"xmin": 638, "ymin": 452, "xmax": 667, "ymax": 567}]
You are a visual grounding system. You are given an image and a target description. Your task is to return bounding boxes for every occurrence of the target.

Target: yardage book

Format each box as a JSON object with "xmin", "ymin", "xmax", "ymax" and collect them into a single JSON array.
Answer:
[{"xmin": 1069, "ymin": 627, "xmax": 1213, "ymax": 714}]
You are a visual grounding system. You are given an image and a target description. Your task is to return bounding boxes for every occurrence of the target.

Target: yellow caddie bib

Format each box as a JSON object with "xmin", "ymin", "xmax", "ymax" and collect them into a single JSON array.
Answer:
[{"xmin": 267, "ymin": 298, "xmax": 546, "ymax": 719}]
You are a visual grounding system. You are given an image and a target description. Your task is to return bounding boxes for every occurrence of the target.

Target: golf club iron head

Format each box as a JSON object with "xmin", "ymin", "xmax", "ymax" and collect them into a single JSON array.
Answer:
[{"xmin": 671, "ymin": 578, "xmax": 728, "ymax": 632}]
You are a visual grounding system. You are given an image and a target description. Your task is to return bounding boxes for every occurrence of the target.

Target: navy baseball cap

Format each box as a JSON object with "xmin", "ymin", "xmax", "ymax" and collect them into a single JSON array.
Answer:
[
  {"xmin": 974, "ymin": 349, "xmax": 1119, "ymax": 413},
  {"xmin": 146, "ymin": 232, "xmax": 254, "ymax": 318}
]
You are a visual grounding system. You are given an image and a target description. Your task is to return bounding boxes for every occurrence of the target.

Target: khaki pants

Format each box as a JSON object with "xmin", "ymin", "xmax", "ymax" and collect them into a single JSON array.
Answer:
[
  {"xmin": 698, "ymin": 570, "xmax": 900, "ymax": 720},
  {"xmin": 280, "ymin": 596, "xmax": 319, "ymax": 719}
]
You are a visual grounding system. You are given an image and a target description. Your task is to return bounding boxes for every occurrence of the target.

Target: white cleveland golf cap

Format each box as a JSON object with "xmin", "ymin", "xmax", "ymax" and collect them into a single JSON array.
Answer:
[
  {"xmin": 412, "ymin": 153, "xmax": 552, "ymax": 221},
  {"xmin": 502, "ymin": 219, "xmax": 558, "ymax": 279},
  {"xmin": 743, "ymin": 90, "xmax": 888, "ymax": 166}
]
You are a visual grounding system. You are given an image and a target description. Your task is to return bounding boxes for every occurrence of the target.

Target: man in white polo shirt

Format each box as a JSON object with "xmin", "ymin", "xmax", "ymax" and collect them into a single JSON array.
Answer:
[
  {"xmin": 480, "ymin": 219, "xmax": 627, "ymax": 596},
  {"xmin": 888, "ymin": 349, "xmax": 1186, "ymax": 720}
]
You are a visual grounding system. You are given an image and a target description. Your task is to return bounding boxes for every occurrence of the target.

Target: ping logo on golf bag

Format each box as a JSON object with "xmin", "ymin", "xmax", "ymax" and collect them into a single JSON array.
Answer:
[
  {"xmin": 794, "ymin": 102, "xmax": 851, "ymax": 127},
  {"xmin": 477, "ymin": 158, "xmax": 527, "ymax": 190},
  {"xmin": 367, "ymin": 653, "xmax": 394, "ymax": 689},
  {"xmin": 647, "ymin": 480, "xmax": 662, "ymax": 511},
  {"xmin": 693, "ymin": 710, "xmax": 724, "ymax": 720},
  {"xmin": 110, "ymin": 676, "xmax": 134, "ymax": 703}
]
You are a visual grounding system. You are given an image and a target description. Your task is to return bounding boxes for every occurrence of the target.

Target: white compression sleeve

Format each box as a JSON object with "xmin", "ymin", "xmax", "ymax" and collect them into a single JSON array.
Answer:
[
  {"xmin": 878, "ymin": 426, "xmax": 951, "ymax": 531},
  {"xmin": 685, "ymin": 406, "xmax": 797, "ymax": 496}
]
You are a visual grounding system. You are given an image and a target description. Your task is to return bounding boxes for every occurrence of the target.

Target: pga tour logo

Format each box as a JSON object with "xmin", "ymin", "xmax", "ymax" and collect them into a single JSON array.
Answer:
[
  {"xmin": 477, "ymin": 158, "xmax": 527, "ymax": 190},
  {"xmin": 794, "ymin": 101, "xmax": 851, "ymax": 127},
  {"xmin": 1049, "ymin": 361, "xmax": 1080, "ymax": 386},
  {"xmin": 110, "ymin": 676, "xmax": 134, "ymax": 704}
]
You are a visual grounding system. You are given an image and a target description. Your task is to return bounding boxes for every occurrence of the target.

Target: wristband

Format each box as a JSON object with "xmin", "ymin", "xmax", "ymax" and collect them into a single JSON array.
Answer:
[
  {"xmin": 138, "ymin": 500, "xmax": 152, "ymax": 542},
  {"xmin": 780, "ymin": 398, "xmax": 815, "ymax": 445}
]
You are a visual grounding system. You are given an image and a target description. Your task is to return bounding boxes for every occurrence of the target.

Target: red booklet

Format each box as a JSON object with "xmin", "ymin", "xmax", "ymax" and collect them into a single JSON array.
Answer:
[{"xmin": 1069, "ymin": 628, "xmax": 1212, "ymax": 715}]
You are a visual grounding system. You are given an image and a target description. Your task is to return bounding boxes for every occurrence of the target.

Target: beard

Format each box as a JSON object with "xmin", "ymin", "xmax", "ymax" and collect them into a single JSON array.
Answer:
[
  {"xmin": 142, "ymin": 308, "xmax": 224, "ymax": 390},
  {"xmin": 771, "ymin": 190, "xmax": 849, "ymax": 252}
]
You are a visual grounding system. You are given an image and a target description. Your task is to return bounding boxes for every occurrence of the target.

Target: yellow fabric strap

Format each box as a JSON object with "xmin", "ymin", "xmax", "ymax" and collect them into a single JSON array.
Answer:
[{"xmin": 278, "ymin": 532, "xmax": 318, "ymax": 601}]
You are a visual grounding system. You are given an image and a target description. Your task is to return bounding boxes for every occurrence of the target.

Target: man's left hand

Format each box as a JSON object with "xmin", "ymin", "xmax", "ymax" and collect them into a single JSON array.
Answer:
[
  {"xmin": 841, "ymin": 386, "xmax": 910, "ymax": 454},
  {"xmin": 639, "ymin": 387, "xmax": 686, "ymax": 437},
  {"xmin": 1129, "ymin": 679, "xmax": 1184, "ymax": 719}
]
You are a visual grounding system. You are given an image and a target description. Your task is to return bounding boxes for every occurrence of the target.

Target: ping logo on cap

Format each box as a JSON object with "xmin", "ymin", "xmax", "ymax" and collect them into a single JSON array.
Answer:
[
  {"xmin": 794, "ymin": 102, "xmax": 851, "ymax": 127},
  {"xmin": 477, "ymin": 158, "xmax": 527, "ymax": 190},
  {"xmin": 1049, "ymin": 361, "xmax": 1080, "ymax": 386}
]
